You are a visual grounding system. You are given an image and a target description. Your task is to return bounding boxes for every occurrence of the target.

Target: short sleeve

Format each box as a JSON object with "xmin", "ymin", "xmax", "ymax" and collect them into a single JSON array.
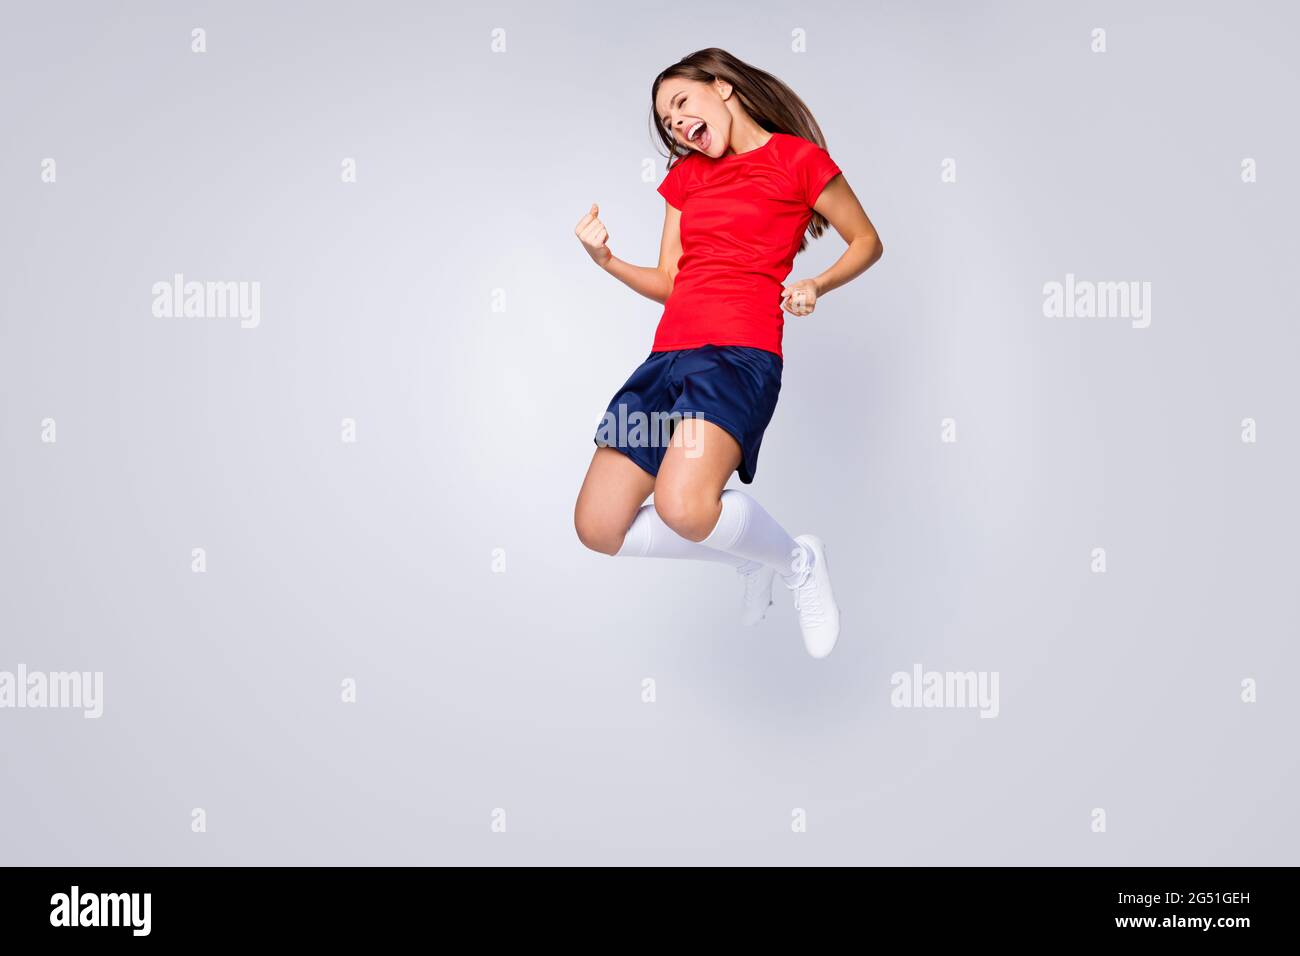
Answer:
[
  {"xmin": 657, "ymin": 157, "xmax": 691, "ymax": 210},
  {"xmin": 798, "ymin": 141, "xmax": 842, "ymax": 208}
]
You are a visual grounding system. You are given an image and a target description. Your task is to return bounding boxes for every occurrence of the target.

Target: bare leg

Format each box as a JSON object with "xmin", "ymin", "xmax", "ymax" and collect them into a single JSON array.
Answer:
[
  {"xmin": 576, "ymin": 423, "xmax": 781, "ymax": 627},
  {"xmin": 651, "ymin": 418, "xmax": 743, "ymax": 542},
  {"xmin": 655, "ymin": 418, "xmax": 802, "ymax": 576},
  {"xmin": 574, "ymin": 447, "xmax": 657, "ymax": 555},
  {"xmin": 579, "ymin": 418, "xmax": 836, "ymax": 654}
]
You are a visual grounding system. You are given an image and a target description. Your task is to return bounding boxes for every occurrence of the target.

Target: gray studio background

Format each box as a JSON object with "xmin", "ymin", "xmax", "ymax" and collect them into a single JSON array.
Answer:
[{"xmin": 2, "ymin": 0, "xmax": 1297, "ymax": 865}]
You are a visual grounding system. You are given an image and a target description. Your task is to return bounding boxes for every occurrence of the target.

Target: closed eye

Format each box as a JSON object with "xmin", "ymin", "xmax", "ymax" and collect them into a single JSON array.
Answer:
[{"xmin": 662, "ymin": 93, "xmax": 685, "ymax": 129}]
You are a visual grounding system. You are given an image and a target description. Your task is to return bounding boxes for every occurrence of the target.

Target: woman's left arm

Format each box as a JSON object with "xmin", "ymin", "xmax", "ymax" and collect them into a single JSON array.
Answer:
[
  {"xmin": 781, "ymin": 174, "xmax": 883, "ymax": 315},
  {"xmin": 812, "ymin": 174, "xmax": 884, "ymax": 294}
]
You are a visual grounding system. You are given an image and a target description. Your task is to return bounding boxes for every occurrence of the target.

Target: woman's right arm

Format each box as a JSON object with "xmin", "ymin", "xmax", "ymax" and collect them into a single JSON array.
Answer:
[{"xmin": 574, "ymin": 201, "xmax": 681, "ymax": 306}]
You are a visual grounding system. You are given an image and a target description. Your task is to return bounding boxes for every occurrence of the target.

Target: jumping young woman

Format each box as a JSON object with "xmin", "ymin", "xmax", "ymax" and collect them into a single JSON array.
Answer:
[{"xmin": 573, "ymin": 48, "xmax": 883, "ymax": 659}]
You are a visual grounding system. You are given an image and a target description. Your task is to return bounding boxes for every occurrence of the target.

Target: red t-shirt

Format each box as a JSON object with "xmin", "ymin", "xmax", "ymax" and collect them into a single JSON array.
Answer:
[{"xmin": 654, "ymin": 131, "xmax": 841, "ymax": 359}]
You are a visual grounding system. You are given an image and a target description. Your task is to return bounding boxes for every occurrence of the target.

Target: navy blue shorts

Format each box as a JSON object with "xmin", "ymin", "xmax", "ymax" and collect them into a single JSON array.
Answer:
[{"xmin": 592, "ymin": 345, "xmax": 783, "ymax": 484}]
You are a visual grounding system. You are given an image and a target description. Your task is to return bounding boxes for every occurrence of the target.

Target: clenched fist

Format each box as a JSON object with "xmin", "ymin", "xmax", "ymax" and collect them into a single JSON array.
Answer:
[
  {"xmin": 780, "ymin": 278, "xmax": 820, "ymax": 316},
  {"xmin": 574, "ymin": 202, "xmax": 611, "ymax": 267}
]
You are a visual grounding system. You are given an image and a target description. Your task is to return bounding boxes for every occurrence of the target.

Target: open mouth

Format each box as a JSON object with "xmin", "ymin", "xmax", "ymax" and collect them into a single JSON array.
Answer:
[{"xmin": 686, "ymin": 120, "xmax": 712, "ymax": 152}]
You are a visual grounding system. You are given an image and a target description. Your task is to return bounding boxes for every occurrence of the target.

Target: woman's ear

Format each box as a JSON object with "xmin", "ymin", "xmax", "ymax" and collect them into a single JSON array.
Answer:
[{"xmin": 715, "ymin": 78, "xmax": 732, "ymax": 100}]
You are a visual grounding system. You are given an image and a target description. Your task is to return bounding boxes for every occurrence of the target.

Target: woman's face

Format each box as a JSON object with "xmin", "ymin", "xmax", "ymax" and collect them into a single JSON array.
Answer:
[{"xmin": 656, "ymin": 77, "xmax": 732, "ymax": 157}]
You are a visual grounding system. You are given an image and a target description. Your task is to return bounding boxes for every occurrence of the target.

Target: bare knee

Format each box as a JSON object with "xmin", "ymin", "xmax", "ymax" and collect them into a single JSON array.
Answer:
[
  {"xmin": 653, "ymin": 488, "xmax": 720, "ymax": 543},
  {"xmin": 574, "ymin": 504, "xmax": 627, "ymax": 556}
]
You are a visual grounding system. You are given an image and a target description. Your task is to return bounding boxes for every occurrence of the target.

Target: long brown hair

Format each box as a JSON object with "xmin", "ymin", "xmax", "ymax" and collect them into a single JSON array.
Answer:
[{"xmin": 651, "ymin": 47, "xmax": 834, "ymax": 253}]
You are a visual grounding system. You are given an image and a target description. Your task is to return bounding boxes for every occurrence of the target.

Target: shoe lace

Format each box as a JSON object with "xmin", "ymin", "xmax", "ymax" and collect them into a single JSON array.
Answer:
[{"xmin": 786, "ymin": 546, "xmax": 826, "ymax": 625}]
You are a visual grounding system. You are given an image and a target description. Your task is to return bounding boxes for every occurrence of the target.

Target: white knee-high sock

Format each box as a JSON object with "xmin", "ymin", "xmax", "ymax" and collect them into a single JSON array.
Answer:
[
  {"xmin": 699, "ymin": 489, "xmax": 806, "ymax": 581},
  {"xmin": 616, "ymin": 504, "xmax": 760, "ymax": 571}
]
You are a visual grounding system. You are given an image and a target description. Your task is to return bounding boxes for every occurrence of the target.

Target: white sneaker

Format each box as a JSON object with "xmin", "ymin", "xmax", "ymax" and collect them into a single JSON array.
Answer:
[
  {"xmin": 785, "ymin": 535, "xmax": 840, "ymax": 658},
  {"xmin": 737, "ymin": 560, "xmax": 776, "ymax": 626}
]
